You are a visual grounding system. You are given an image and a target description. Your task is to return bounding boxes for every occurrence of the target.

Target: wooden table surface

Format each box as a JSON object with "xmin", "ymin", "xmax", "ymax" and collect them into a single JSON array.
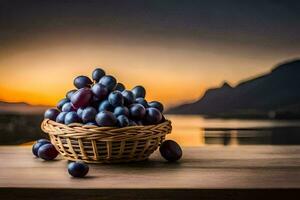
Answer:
[{"xmin": 1, "ymin": 145, "xmax": 300, "ymax": 199}]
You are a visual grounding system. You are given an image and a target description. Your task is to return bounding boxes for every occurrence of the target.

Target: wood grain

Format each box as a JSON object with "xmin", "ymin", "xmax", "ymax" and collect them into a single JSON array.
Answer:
[{"xmin": 1, "ymin": 146, "xmax": 300, "ymax": 199}]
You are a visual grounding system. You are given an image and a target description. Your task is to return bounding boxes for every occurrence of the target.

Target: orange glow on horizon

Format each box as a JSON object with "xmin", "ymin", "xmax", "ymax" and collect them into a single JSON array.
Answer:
[{"xmin": 0, "ymin": 34, "xmax": 297, "ymax": 107}]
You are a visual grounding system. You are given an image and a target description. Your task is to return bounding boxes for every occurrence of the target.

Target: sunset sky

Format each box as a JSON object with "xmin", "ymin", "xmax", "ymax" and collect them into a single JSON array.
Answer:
[{"xmin": 1, "ymin": 0, "xmax": 300, "ymax": 107}]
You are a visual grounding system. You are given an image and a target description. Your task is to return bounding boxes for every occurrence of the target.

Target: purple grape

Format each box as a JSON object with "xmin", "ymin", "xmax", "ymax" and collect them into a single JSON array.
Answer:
[
  {"xmin": 91, "ymin": 83, "xmax": 108, "ymax": 100},
  {"xmin": 144, "ymin": 107, "xmax": 162, "ymax": 124},
  {"xmin": 117, "ymin": 115, "xmax": 129, "ymax": 127},
  {"xmin": 91, "ymin": 95, "xmax": 101, "ymax": 103},
  {"xmin": 90, "ymin": 97, "xmax": 101, "ymax": 109},
  {"xmin": 92, "ymin": 68, "xmax": 106, "ymax": 82},
  {"xmin": 99, "ymin": 75, "xmax": 117, "ymax": 91},
  {"xmin": 32, "ymin": 140, "xmax": 50, "ymax": 157},
  {"xmin": 81, "ymin": 107, "xmax": 97, "ymax": 123},
  {"xmin": 95, "ymin": 111, "xmax": 117, "ymax": 126},
  {"xmin": 129, "ymin": 104, "xmax": 146, "ymax": 120},
  {"xmin": 115, "ymin": 83, "xmax": 125, "ymax": 91},
  {"xmin": 148, "ymin": 101, "xmax": 164, "ymax": 112},
  {"xmin": 128, "ymin": 120, "xmax": 137, "ymax": 126},
  {"xmin": 114, "ymin": 106, "xmax": 129, "ymax": 117},
  {"xmin": 62, "ymin": 102, "xmax": 76, "ymax": 112},
  {"xmin": 64, "ymin": 111, "xmax": 81, "ymax": 124},
  {"xmin": 44, "ymin": 108, "xmax": 60, "ymax": 121},
  {"xmin": 135, "ymin": 98, "xmax": 148, "ymax": 108},
  {"xmin": 71, "ymin": 88, "xmax": 92, "ymax": 109},
  {"xmin": 38, "ymin": 143, "xmax": 59, "ymax": 161},
  {"xmin": 122, "ymin": 90, "xmax": 135, "ymax": 106},
  {"xmin": 108, "ymin": 91, "xmax": 124, "ymax": 107},
  {"xmin": 74, "ymin": 76, "xmax": 93, "ymax": 89},
  {"xmin": 56, "ymin": 112, "xmax": 67, "ymax": 123},
  {"xmin": 76, "ymin": 107, "xmax": 84, "ymax": 118},
  {"xmin": 132, "ymin": 85, "xmax": 146, "ymax": 98},
  {"xmin": 98, "ymin": 100, "xmax": 114, "ymax": 112},
  {"xmin": 68, "ymin": 161, "xmax": 89, "ymax": 178},
  {"xmin": 159, "ymin": 140, "xmax": 182, "ymax": 162},
  {"xmin": 66, "ymin": 89, "xmax": 77, "ymax": 100},
  {"xmin": 57, "ymin": 98, "xmax": 69, "ymax": 111}
]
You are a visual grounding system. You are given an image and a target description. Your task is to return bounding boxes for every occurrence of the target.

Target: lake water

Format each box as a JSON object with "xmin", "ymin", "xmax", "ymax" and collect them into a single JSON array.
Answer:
[
  {"xmin": 165, "ymin": 115, "xmax": 300, "ymax": 147},
  {"xmin": 2, "ymin": 113, "xmax": 300, "ymax": 146}
]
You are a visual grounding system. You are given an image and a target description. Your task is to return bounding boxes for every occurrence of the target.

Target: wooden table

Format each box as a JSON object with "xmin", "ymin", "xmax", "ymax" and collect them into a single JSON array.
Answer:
[{"xmin": 1, "ymin": 146, "xmax": 300, "ymax": 199}]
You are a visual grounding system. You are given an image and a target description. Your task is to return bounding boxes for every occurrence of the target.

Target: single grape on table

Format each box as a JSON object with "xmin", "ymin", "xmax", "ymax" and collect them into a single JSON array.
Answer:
[
  {"xmin": 68, "ymin": 161, "xmax": 89, "ymax": 178},
  {"xmin": 37, "ymin": 143, "xmax": 59, "ymax": 161},
  {"xmin": 159, "ymin": 140, "xmax": 182, "ymax": 162}
]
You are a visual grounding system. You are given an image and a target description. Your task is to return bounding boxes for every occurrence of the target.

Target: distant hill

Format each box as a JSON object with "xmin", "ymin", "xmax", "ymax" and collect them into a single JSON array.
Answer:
[
  {"xmin": 167, "ymin": 59, "xmax": 300, "ymax": 119},
  {"xmin": 0, "ymin": 101, "xmax": 48, "ymax": 114},
  {"xmin": 0, "ymin": 102, "xmax": 49, "ymax": 144}
]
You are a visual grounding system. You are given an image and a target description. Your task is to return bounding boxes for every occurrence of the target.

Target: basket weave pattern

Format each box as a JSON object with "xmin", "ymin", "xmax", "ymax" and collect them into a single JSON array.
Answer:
[{"xmin": 41, "ymin": 119, "xmax": 172, "ymax": 163}]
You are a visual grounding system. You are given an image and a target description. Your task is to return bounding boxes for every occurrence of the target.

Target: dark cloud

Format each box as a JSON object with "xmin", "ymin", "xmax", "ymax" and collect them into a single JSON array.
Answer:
[{"xmin": 1, "ymin": 0, "xmax": 300, "ymax": 50}]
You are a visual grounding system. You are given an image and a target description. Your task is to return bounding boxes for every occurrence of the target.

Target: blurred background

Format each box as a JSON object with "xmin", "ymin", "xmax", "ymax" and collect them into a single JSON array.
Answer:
[{"xmin": 1, "ymin": 0, "xmax": 300, "ymax": 146}]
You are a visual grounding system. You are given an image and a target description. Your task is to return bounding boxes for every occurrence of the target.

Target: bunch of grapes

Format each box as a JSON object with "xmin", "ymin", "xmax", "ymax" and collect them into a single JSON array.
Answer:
[{"xmin": 44, "ymin": 68, "xmax": 165, "ymax": 127}]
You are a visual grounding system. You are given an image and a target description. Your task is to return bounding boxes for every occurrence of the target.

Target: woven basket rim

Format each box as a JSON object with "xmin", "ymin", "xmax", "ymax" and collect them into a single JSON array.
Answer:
[
  {"xmin": 41, "ymin": 119, "xmax": 172, "ymax": 139},
  {"xmin": 42, "ymin": 118, "xmax": 171, "ymax": 129}
]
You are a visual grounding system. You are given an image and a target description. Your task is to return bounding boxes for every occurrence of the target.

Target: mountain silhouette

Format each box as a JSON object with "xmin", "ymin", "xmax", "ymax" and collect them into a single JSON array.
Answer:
[
  {"xmin": 167, "ymin": 59, "xmax": 300, "ymax": 118},
  {"xmin": 0, "ymin": 101, "xmax": 48, "ymax": 114}
]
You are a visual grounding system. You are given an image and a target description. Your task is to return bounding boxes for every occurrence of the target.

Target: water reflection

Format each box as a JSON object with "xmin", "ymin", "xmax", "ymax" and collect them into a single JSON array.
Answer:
[
  {"xmin": 166, "ymin": 126, "xmax": 205, "ymax": 147},
  {"xmin": 166, "ymin": 115, "xmax": 300, "ymax": 146}
]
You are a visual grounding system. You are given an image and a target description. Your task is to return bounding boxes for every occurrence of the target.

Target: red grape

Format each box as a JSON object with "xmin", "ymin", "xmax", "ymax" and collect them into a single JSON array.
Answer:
[{"xmin": 71, "ymin": 88, "xmax": 92, "ymax": 108}]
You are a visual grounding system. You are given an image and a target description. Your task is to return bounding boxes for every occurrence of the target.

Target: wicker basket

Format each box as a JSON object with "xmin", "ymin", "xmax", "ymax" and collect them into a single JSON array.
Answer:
[{"xmin": 41, "ymin": 119, "xmax": 172, "ymax": 163}]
